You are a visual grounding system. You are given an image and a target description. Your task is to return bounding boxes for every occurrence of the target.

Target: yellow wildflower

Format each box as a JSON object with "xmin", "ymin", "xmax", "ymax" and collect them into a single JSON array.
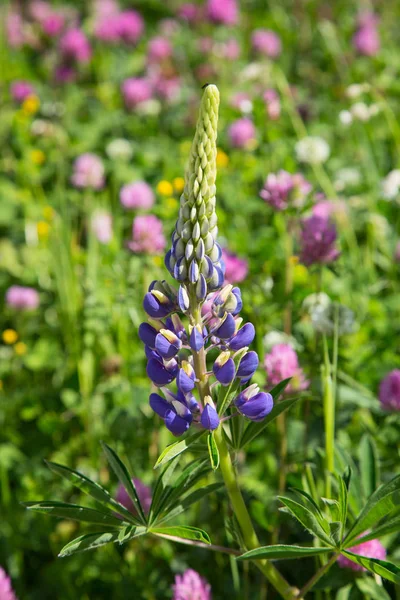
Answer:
[
  {"xmin": 216, "ymin": 149, "xmax": 229, "ymax": 168},
  {"xmin": 152, "ymin": 256, "xmax": 163, "ymax": 267},
  {"xmin": 22, "ymin": 95, "xmax": 40, "ymax": 115},
  {"xmin": 14, "ymin": 342, "xmax": 27, "ymax": 356},
  {"xmin": 37, "ymin": 221, "xmax": 50, "ymax": 239},
  {"xmin": 173, "ymin": 177, "xmax": 185, "ymax": 193},
  {"xmin": 157, "ymin": 180, "xmax": 174, "ymax": 196},
  {"xmin": 30, "ymin": 149, "xmax": 45, "ymax": 165},
  {"xmin": 3, "ymin": 329, "xmax": 18, "ymax": 345}
]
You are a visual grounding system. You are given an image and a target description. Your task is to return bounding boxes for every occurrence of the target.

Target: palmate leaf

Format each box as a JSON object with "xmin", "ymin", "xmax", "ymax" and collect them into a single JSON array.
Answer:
[
  {"xmin": 58, "ymin": 527, "xmax": 146, "ymax": 557},
  {"xmin": 154, "ymin": 460, "xmax": 210, "ymax": 519},
  {"xmin": 278, "ymin": 496, "xmax": 333, "ymax": 546},
  {"xmin": 154, "ymin": 431, "xmax": 206, "ymax": 469},
  {"xmin": 359, "ymin": 434, "xmax": 380, "ymax": 499},
  {"xmin": 341, "ymin": 551, "xmax": 400, "ymax": 584},
  {"xmin": 156, "ymin": 483, "xmax": 223, "ymax": 526},
  {"xmin": 148, "ymin": 456, "xmax": 181, "ymax": 524},
  {"xmin": 237, "ymin": 545, "xmax": 331, "ymax": 561},
  {"xmin": 101, "ymin": 442, "xmax": 146, "ymax": 524},
  {"xmin": 344, "ymin": 473, "xmax": 400, "ymax": 545},
  {"xmin": 150, "ymin": 525, "xmax": 211, "ymax": 545},
  {"xmin": 45, "ymin": 461, "xmax": 141, "ymax": 525},
  {"xmin": 239, "ymin": 396, "xmax": 300, "ymax": 449},
  {"xmin": 24, "ymin": 501, "xmax": 126, "ymax": 528}
]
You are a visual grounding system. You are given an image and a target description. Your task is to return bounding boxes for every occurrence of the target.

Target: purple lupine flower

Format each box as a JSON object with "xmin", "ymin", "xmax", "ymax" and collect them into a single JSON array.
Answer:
[
  {"xmin": 260, "ymin": 170, "xmax": 312, "ymax": 211},
  {"xmin": 11, "ymin": 81, "xmax": 35, "ymax": 103},
  {"xmin": 228, "ymin": 118, "xmax": 256, "ymax": 149},
  {"xmin": 338, "ymin": 538, "xmax": 386, "ymax": 571},
  {"xmin": 206, "ymin": 0, "xmax": 238, "ymax": 25},
  {"xmin": 91, "ymin": 211, "xmax": 112, "ymax": 244},
  {"xmin": 221, "ymin": 249, "xmax": 248, "ymax": 284},
  {"xmin": 128, "ymin": 215, "xmax": 166, "ymax": 254},
  {"xmin": 379, "ymin": 370, "xmax": 400, "ymax": 411},
  {"xmin": 235, "ymin": 384, "xmax": 273, "ymax": 421},
  {"xmin": 60, "ymin": 28, "xmax": 92, "ymax": 63},
  {"xmin": 116, "ymin": 478, "xmax": 152, "ymax": 515},
  {"xmin": 213, "ymin": 351, "xmax": 236, "ymax": 385},
  {"xmin": 0, "ymin": 567, "xmax": 18, "ymax": 600},
  {"xmin": 147, "ymin": 37, "xmax": 172, "ymax": 62},
  {"xmin": 121, "ymin": 78, "xmax": 153, "ymax": 110},
  {"xmin": 201, "ymin": 403, "xmax": 220, "ymax": 430},
  {"xmin": 172, "ymin": 569, "xmax": 212, "ymax": 600},
  {"xmin": 150, "ymin": 391, "xmax": 193, "ymax": 436},
  {"xmin": 71, "ymin": 154, "xmax": 105, "ymax": 190},
  {"xmin": 264, "ymin": 344, "xmax": 308, "ymax": 393},
  {"xmin": 120, "ymin": 181, "xmax": 155, "ymax": 210},
  {"xmin": 299, "ymin": 215, "xmax": 340, "ymax": 266},
  {"xmin": 6, "ymin": 286, "xmax": 39, "ymax": 310},
  {"xmin": 353, "ymin": 13, "xmax": 380, "ymax": 56},
  {"xmin": 251, "ymin": 29, "xmax": 282, "ymax": 58}
]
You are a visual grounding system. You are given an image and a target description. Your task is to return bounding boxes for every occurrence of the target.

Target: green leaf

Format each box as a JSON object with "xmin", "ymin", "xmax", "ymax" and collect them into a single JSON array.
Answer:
[
  {"xmin": 356, "ymin": 578, "xmax": 391, "ymax": 600},
  {"xmin": 329, "ymin": 522, "xmax": 342, "ymax": 547},
  {"xmin": 101, "ymin": 442, "xmax": 146, "ymax": 524},
  {"xmin": 341, "ymin": 552, "xmax": 400, "ymax": 584},
  {"xmin": 344, "ymin": 474, "xmax": 400, "ymax": 545},
  {"xmin": 290, "ymin": 487, "xmax": 324, "ymax": 520},
  {"xmin": 207, "ymin": 432, "xmax": 219, "ymax": 470},
  {"xmin": 150, "ymin": 525, "xmax": 211, "ymax": 545},
  {"xmin": 148, "ymin": 456, "xmax": 181, "ymax": 524},
  {"xmin": 278, "ymin": 496, "xmax": 333, "ymax": 545},
  {"xmin": 154, "ymin": 431, "xmax": 206, "ymax": 469},
  {"xmin": 239, "ymin": 397, "xmax": 300, "ymax": 449},
  {"xmin": 45, "ymin": 461, "xmax": 140, "ymax": 525},
  {"xmin": 337, "ymin": 475, "xmax": 349, "ymax": 535},
  {"xmin": 269, "ymin": 378, "xmax": 293, "ymax": 399},
  {"xmin": 156, "ymin": 483, "xmax": 223, "ymax": 525},
  {"xmin": 359, "ymin": 434, "xmax": 380, "ymax": 500},
  {"xmin": 58, "ymin": 527, "xmax": 146, "ymax": 557},
  {"xmin": 24, "ymin": 501, "xmax": 125, "ymax": 528},
  {"xmin": 237, "ymin": 545, "xmax": 331, "ymax": 561},
  {"xmin": 354, "ymin": 514, "xmax": 400, "ymax": 544}
]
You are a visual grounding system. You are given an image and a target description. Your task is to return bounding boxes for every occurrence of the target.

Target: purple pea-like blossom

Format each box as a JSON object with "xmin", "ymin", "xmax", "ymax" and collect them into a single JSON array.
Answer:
[
  {"xmin": 235, "ymin": 385, "xmax": 273, "ymax": 421},
  {"xmin": 379, "ymin": 370, "xmax": 400, "ymax": 411},
  {"xmin": 172, "ymin": 569, "xmax": 211, "ymax": 600},
  {"xmin": 299, "ymin": 215, "xmax": 340, "ymax": 266},
  {"xmin": 0, "ymin": 567, "xmax": 18, "ymax": 600}
]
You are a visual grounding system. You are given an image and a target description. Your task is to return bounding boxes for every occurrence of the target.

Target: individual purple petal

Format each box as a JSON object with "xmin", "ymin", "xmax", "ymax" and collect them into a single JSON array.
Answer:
[
  {"xmin": 189, "ymin": 326, "xmax": 204, "ymax": 351},
  {"xmin": 229, "ymin": 322, "xmax": 255, "ymax": 350},
  {"xmin": 165, "ymin": 410, "xmax": 191, "ymax": 436},
  {"xmin": 177, "ymin": 366, "xmax": 196, "ymax": 393},
  {"xmin": 236, "ymin": 391, "xmax": 273, "ymax": 421},
  {"xmin": 187, "ymin": 394, "xmax": 200, "ymax": 413},
  {"xmin": 143, "ymin": 292, "xmax": 171, "ymax": 318},
  {"xmin": 231, "ymin": 287, "xmax": 243, "ymax": 315},
  {"xmin": 237, "ymin": 351, "xmax": 259, "ymax": 379},
  {"xmin": 138, "ymin": 323, "xmax": 158, "ymax": 348},
  {"xmin": 149, "ymin": 393, "xmax": 171, "ymax": 418},
  {"xmin": 189, "ymin": 259, "xmax": 199, "ymax": 283},
  {"xmin": 178, "ymin": 284, "xmax": 190, "ymax": 312},
  {"xmin": 196, "ymin": 274, "xmax": 207, "ymax": 300},
  {"xmin": 155, "ymin": 330, "xmax": 182, "ymax": 359},
  {"xmin": 146, "ymin": 358, "xmax": 176, "ymax": 386},
  {"xmin": 213, "ymin": 356, "xmax": 236, "ymax": 385},
  {"xmin": 214, "ymin": 313, "xmax": 236, "ymax": 339},
  {"xmin": 201, "ymin": 404, "xmax": 220, "ymax": 430},
  {"xmin": 208, "ymin": 265, "xmax": 224, "ymax": 291}
]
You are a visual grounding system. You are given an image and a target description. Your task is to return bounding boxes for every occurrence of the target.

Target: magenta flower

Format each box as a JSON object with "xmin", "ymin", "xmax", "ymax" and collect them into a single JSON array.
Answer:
[
  {"xmin": 221, "ymin": 38, "xmax": 240, "ymax": 60},
  {"xmin": 206, "ymin": 0, "xmax": 238, "ymax": 25},
  {"xmin": 71, "ymin": 153, "xmax": 105, "ymax": 190},
  {"xmin": 222, "ymin": 249, "xmax": 248, "ymax": 284},
  {"xmin": 260, "ymin": 170, "xmax": 311, "ymax": 211},
  {"xmin": 251, "ymin": 29, "xmax": 282, "ymax": 58},
  {"xmin": 60, "ymin": 28, "xmax": 92, "ymax": 63},
  {"xmin": 120, "ymin": 181, "xmax": 155, "ymax": 210},
  {"xmin": 54, "ymin": 65, "xmax": 75, "ymax": 83},
  {"xmin": 263, "ymin": 89, "xmax": 281, "ymax": 120},
  {"xmin": 148, "ymin": 36, "xmax": 172, "ymax": 62},
  {"xmin": 128, "ymin": 215, "xmax": 166, "ymax": 254},
  {"xmin": 91, "ymin": 211, "xmax": 113, "ymax": 244},
  {"xmin": 338, "ymin": 538, "xmax": 386, "ymax": 571},
  {"xmin": 264, "ymin": 344, "xmax": 308, "ymax": 393},
  {"xmin": 353, "ymin": 13, "xmax": 380, "ymax": 56},
  {"xmin": 10, "ymin": 81, "xmax": 35, "ymax": 103},
  {"xmin": 228, "ymin": 118, "xmax": 256, "ymax": 149},
  {"xmin": 121, "ymin": 78, "xmax": 153, "ymax": 109},
  {"xmin": 153, "ymin": 75, "xmax": 181, "ymax": 102},
  {"xmin": 178, "ymin": 3, "xmax": 201, "ymax": 23},
  {"xmin": 42, "ymin": 13, "xmax": 65, "ymax": 37},
  {"xmin": 116, "ymin": 478, "xmax": 152, "ymax": 514},
  {"xmin": 6, "ymin": 13, "xmax": 24, "ymax": 48},
  {"xmin": 379, "ymin": 370, "xmax": 400, "ymax": 411},
  {"xmin": 6, "ymin": 286, "xmax": 39, "ymax": 311},
  {"xmin": 172, "ymin": 569, "xmax": 211, "ymax": 600},
  {"xmin": 299, "ymin": 215, "xmax": 340, "ymax": 266},
  {"xmin": 0, "ymin": 567, "xmax": 18, "ymax": 600},
  {"xmin": 115, "ymin": 10, "xmax": 144, "ymax": 45}
]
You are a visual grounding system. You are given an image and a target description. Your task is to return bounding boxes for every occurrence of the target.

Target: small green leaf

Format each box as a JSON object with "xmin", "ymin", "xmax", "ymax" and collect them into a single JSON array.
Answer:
[
  {"xmin": 118, "ymin": 525, "xmax": 136, "ymax": 543},
  {"xmin": 329, "ymin": 522, "xmax": 342, "ymax": 547},
  {"xmin": 45, "ymin": 461, "xmax": 140, "ymax": 525},
  {"xmin": 59, "ymin": 532, "xmax": 120, "ymax": 557},
  {"xmin": 237, "ymin": 545, "xmax": 331, "ymax": 561},
  {"xmin": 270, "ymin": 378, "xmax": 293, "ymax": 399},
  {"xmin": 24, "ymin": 501, "xmax": 125, "ymax": 528},
  {"xmin": 354, "ymin": 514, "xmax": 400, "ymax": 544},
  {"xmin": 278, "ymin": 496, "xmax": 332, "ymax": 545},
  {"xmin": 207, "ymin": 432, "xmax": 219, "ymax": 470},
  {"xmin": 341, "ymin": 551, "xmax": 400, "ymax": 584},
  {"xmin": 344, "ymin": 474, "xmax": 400, "ymax": 545},
  {"xmin": 359, "ymin": 434, "xmax": 380, "ymax": 499},
  {"xmin": 337, "ymin": 475, "xmax": 348, "ymax": 530},
  {"xmin": 150, "ymin": 525, "xmax": 211, "ymax": 545},
  {"xmin": 154, "ymin": 431, "xmax": 206, "ymax": 469},
  {"xmin": 101, "ymin": 442, "xmax": 146, "ymax": 524},
  {"xmin": 239, "ymin": 397, "xmax": 300, "ymax": 448},
  {"xmin": 356, "ymin": 577, "xmax": 391, "ymax": 600},
  {"xmin": 156, "ymin": 483, "xmax": 223, "ymax": 525}
]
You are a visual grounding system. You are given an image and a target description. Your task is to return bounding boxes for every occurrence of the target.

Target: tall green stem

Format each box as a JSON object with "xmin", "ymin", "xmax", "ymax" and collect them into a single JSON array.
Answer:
[{"xmin": 322, "ymin": 337, "xmax": 335, "ymax": 498}]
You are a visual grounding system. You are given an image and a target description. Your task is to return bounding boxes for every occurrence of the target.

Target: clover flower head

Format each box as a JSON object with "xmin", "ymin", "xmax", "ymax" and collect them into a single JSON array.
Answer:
[
  {"xmin": 172, "ymin": 569, "xmax": 211, "ymax": 600},
  {"xmin": 338, "ymin": 538, "xmax": 386, "ymax": 571},
  {"xmin": 379, "ymin": 370, "xmax": 400, "ymax": 411},
  {"xmin": 0, "ymin": 567, "xmax": 18, "ymax": 600}
]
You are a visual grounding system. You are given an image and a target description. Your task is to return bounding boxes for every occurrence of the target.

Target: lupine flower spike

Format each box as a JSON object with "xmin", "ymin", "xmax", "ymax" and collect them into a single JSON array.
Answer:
[{"xmin": 140, "ymin": 85, "xmax": 273, "ymax": 439}]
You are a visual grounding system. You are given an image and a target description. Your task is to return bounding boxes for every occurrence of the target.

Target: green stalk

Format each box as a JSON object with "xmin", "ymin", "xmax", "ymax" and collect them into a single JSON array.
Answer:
[{"xmin": 322, "ymin": 337, "xmax": 335, "ymax": 498}]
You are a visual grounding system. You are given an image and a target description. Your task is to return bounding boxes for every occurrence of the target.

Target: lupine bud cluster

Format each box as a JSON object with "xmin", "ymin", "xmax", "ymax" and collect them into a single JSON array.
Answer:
[{"xmin": 139, "ymin": 85, "xmax": 273, "ymax": 437}]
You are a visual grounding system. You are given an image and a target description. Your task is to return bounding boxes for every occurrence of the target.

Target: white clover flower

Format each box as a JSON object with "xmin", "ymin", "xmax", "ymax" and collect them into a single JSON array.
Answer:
[
  {"xmin": 381, "ymin": 169, "xmax": 400, "ymax": 200},
  {"xmin": 346, "ymin": 83, "xmax": 370, "ymax": 99},
  {"xmin": 263, "ymin": 330, "xmax": 300, "ymax": 351},
  {"xmin": 339, "ymin": 110, "xmax": 353, "ymax": 126},
  {"xmin": 302, "ymin": 292, "xmax": 331, "ymax": 312},
  {"xmin": 334, "ymin": 167, "xmax": 361, "ymax": 191},
  {"xmin": 238, "ymin": 99, "xmax": 253, "ymax": 114},
  {"xmin": 295, "ymin": 136, "xmax": 330, "ymax": 164},
  {"xmin": 106, "ymin": 138, "xmax": 134, "ymax": 161}
]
